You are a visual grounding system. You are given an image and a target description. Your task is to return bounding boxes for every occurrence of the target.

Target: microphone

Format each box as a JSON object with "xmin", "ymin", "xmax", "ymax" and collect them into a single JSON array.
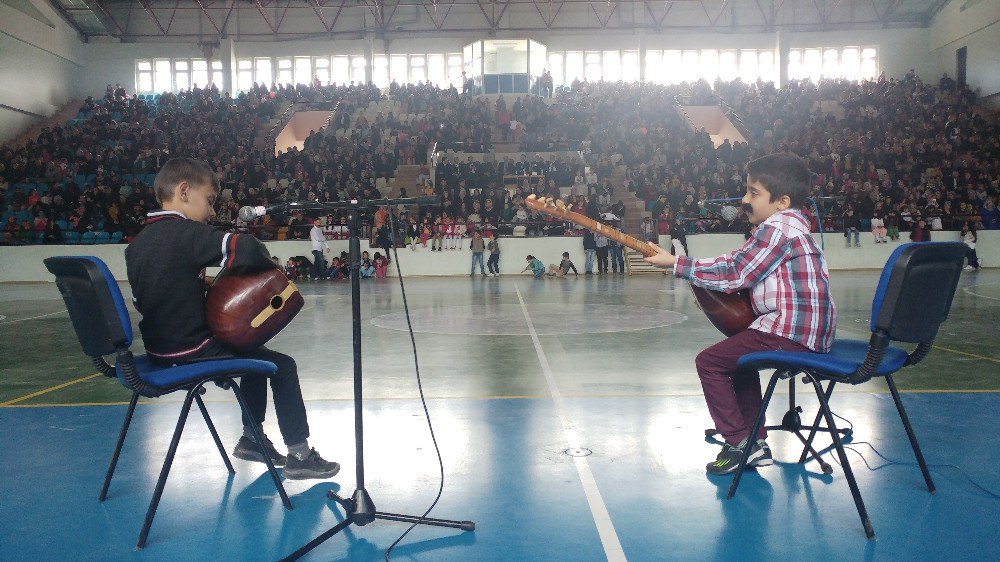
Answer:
[{"xmin": 238, "ymin": 203, "xmax": 287, "ymax": 222}]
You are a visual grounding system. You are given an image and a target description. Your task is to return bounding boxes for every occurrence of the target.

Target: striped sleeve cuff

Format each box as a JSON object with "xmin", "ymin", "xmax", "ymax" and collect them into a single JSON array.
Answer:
[{"xmin": 673, "ymin": 255, "xmax": 693, "ymax": 279}]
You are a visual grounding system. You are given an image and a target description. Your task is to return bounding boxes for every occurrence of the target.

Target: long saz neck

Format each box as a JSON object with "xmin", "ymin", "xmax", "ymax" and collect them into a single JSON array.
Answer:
[{"xmin": 563, "ymin": 209, "xmax": 657, "ymax": 258}]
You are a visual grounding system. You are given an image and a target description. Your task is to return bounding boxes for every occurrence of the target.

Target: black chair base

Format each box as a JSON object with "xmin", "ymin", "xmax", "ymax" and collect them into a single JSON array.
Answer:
[
  {"xmin": 704, "ymin": 375, "xmax": 853, "ymax": 475},
  {"xmin": 719, "ymin": 368, "xmax": 937, "ymax": 540},
  {"xmin": 99, "ymin": 376, "xmax": 293, "ymax": 549}
]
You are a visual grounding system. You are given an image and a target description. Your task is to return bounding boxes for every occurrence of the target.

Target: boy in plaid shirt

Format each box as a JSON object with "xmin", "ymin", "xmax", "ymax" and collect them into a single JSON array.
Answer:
[{"xmin": 645, "ymin": 153, "xmax": 836, "ymax": 475}]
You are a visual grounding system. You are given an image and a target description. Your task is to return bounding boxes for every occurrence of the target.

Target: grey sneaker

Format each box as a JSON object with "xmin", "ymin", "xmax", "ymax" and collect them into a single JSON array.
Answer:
[
  {"xmin": 707, "ymin": 438, "xmax": 772, "ymax": 475},
  {"xmin": 283, "ymin": 448, "xmax": 341, "ymax": 480},
  {"xmin": 233, "ymin": 435, "xmax": 286, "ymax": 467}
]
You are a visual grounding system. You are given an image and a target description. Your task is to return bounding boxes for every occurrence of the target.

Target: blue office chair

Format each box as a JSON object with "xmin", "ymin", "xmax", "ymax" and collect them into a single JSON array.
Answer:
[
  {"xmin": 727, "ymin": 242, "xmax": 966, "ymax": 540},
  {"xmin": 43, "ymin": 256, "xmax": 292, "ymax": 548}
]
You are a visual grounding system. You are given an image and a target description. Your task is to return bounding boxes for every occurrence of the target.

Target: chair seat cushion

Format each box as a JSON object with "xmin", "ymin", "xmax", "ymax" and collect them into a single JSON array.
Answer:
[
  {"xmin": 737, "ymin": 339, "xmax": 910, "ymax": 378},
  {"xmin": 120, "ymin": 354, "xmax": 278, "ymax": 389}
]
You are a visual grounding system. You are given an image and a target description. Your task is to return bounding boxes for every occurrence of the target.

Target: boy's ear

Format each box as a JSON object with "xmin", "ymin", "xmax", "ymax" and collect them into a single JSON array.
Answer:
[
  {"xmin": 775, "ymin": 194, "xmax": 792, "ymax": 210},
  {"xmin": 176, "ymin": 181, "xmax": 190, "ymax": 202}
]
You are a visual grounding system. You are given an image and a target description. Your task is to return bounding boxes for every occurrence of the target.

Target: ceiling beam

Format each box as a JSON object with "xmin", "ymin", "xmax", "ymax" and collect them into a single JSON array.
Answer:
[
  {"xmin": 44, "ymin": 0, "xmax": 89, "ymax": 40},
  {"xmin": 86, "ymin": 0, "xmax": 126, "ymax": 37},
  {"xmin": 135, "ymin": 0, "xmax": 167, "ymax": 34}
]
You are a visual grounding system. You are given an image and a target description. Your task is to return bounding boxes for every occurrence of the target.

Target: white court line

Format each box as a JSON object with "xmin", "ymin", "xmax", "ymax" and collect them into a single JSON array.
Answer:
[
  {"xmin": 962, "ymin": 286, "xmax": 1000, "ymax": 301},
  {"xmin": 0, "ymin": 310, "xmax": 66, "ymax": 325},
  {"xmin": 514, "ymin": 284, "xmax": 627, "ymax": 562}
]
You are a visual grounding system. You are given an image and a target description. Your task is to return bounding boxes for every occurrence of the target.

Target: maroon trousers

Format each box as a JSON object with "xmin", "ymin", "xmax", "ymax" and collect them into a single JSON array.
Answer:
[{"xmin": 695, "ymin": 329, "xmax": 811, "ymax": 446}]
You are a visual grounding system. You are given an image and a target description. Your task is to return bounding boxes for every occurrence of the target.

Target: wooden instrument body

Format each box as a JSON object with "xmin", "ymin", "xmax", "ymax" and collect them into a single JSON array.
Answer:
[
  {"xmin": 205, "ymin": 268, "xmax": 304, "ymax": 351},
  {"xmin": 525, "ymin": 194, "xmax": 755, "ymax": 337},
  {"xmin": 689, "ymin": 286, "xmax": 755, "ymax": 337}
]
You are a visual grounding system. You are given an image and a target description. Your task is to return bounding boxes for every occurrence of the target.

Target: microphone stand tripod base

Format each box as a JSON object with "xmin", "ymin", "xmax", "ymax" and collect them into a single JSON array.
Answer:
[
  {"xmin": 327, "ymin": 488, "xmax": 476, "ymax": 531},
  {"xmin": 280, "ymin": 201, "xmax": 473, "ymax": 562}
]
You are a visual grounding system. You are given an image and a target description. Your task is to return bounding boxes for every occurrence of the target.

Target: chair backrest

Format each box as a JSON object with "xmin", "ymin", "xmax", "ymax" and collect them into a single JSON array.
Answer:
[
  {"xmin": 870, "ymin": 242, "xmax": 965, "ymax": 344},
  {"xmin": 44, "ymin": 256, "xmax": 133, "ymax": 357}
]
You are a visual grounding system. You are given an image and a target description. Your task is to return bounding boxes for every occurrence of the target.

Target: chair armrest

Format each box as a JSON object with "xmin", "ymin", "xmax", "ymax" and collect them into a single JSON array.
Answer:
[
  {"xmin": 849, "ymin": 332, "xmax": 888, "ymax": 385},
  {"xmin": 92, "ymin": 356, "xmax": 117, "ymax": 378},
  {"xmin": 116, "ymin": 349, "xmax": 163, "ymax": 398},
  {"xmin": 905, "ymin": 343, "xmax": 933, "ymax": 367}
]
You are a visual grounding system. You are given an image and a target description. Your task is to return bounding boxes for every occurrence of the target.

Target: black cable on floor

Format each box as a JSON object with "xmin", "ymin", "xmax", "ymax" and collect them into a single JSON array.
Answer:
[
  {"xmin": 383, "ymin": 211, "xmax": 447, "ymax": 562},
  {"xmin": 827, "ymin": 413, "xmax": 999, "ymax": 499}
]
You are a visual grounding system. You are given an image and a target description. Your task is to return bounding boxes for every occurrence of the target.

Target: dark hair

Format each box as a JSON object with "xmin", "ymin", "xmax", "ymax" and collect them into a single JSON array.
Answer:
[
  {"xmin": 745, "ymin": 153, "xmax": 811, "ymax": 207},
  {"xmin": 526, "ymin": 254, "xmax": 535, "ymax": 260},
  {"xmin": 153, "ymin": 158, "xmax": 218, "ymax": 204},
  {"xmin": 562, "ymin": 252, "xmax": 569, "ymax": 257}
]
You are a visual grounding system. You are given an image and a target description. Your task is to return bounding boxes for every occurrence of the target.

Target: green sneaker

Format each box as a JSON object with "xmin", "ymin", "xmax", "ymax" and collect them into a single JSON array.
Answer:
[{"xmin": 707, "ymin": 438, "xmax": 772, "ymax": 475}]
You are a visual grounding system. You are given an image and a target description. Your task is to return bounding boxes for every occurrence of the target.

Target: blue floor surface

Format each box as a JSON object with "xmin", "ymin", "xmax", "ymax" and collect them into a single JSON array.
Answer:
[{"xmin": 1, "ymin": 393, "xmax": 998, "ymax": 560}]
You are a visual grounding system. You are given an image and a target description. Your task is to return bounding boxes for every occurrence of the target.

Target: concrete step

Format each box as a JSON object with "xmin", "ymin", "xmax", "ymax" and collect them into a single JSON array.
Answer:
[
  {"xmin": 390, "ymin": 164, "xmax": 423, "ymax": 198},
  {"xmin": 7, "ymin": 99, "xmax": 82, "ymax": 149},
  {"xmin": 625, "ymin": 249, "xmax": 666, "ymax": 275}
]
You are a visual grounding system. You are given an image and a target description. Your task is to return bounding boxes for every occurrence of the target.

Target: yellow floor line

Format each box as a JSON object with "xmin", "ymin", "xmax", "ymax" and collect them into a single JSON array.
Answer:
[
  {"xmin": 3, "ymin": 389, "xmax": 997, "ymax": 408},
  {"xmin": 930, "ymin": 344, "xmax": 999, "ymax": 363},
  {"xmin": 0, "ymin": 373, "xmax": 102, "ymax": 406},
  {"xmin": 838, "ymin": 324, "xmax": 998, "ymax": 363}
]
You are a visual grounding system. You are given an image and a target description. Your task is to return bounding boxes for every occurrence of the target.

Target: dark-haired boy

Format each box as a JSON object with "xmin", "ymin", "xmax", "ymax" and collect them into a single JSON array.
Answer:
[
  {"xmin": 547, "ymin": 251, "xmax": 579, "ymax": 277},
  {"xmin": 645, "ymin": 153, "xmax": 836, "ymax": 475},
  {"xmin": 125, "ymin": 157, "xmax": 340, "ymax": 480}
]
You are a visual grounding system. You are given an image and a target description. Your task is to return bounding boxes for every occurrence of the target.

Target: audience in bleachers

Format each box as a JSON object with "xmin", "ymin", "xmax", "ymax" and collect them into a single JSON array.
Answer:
[{"xmin": 1, "ymin": 70, "xmax": 997, "ymax": 249}]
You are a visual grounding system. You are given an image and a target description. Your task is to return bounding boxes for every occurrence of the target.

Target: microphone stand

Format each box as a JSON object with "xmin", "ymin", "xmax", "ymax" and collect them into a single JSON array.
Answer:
[{"xmin": 282, "ymin": 196, "xmax": 474, "ymax": 561}]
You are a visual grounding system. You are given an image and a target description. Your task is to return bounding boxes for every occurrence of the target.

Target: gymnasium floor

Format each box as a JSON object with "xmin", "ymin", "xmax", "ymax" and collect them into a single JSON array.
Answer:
[{"xmin": 1, "ymin": 270, "xmax": 998, "ymax": 560}]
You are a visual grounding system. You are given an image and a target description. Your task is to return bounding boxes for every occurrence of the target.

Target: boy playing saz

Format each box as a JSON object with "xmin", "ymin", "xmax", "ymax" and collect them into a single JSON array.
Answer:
[
  {"xmin": 125, "ymin": 158, "xmax": 340, "ymax": 480},
  {"xmin": 644, "ymin": 154, "xmax": 836, "ymax": 475}
]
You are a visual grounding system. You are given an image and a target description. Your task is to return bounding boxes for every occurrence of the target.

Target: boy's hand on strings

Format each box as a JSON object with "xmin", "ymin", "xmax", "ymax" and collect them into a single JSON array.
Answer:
[{"xmin": 643, "ymin": 242, "xmax": 677, "ymax": 269}]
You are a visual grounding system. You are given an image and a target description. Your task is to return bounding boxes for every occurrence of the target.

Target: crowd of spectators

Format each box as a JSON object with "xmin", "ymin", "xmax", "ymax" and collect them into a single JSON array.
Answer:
[{"xmin": 2, "ymin": 69, "xmax": 998, "ymax": 249}]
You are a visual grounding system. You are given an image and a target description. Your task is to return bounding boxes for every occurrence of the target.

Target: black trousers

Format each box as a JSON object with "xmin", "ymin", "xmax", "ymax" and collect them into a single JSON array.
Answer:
[
  {"xmin": 596, "ymin": 247, "xmax": 609, "ymax": 272},
  {"xmin": 311, "ymin": 250, "xmax": 327, "ymax": 279},
  {"xmin": 487, "ymin": 253, "xmax": 500, "ymax": 274},
  {"xmin": 168, "ymin": 339, "xmax": 310, "ymax": 446}
]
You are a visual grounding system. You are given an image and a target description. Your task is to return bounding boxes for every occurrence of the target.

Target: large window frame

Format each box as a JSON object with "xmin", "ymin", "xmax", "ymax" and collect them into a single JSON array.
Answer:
[{"xmin": 136, "ymin": 58, "xmax": 223, "ymax": 94}]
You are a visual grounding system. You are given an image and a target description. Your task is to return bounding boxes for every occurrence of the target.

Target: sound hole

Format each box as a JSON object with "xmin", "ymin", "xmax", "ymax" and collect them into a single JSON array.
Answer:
[{"xmin": 270, "ymin": 296, "xmax": 284, "ymax": 309}]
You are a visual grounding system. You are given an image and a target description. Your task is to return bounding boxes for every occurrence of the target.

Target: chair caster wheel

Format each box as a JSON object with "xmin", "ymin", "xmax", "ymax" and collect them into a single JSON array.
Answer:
[{"xmin": 821, "ymin": 463, "xmax": 834, "ymax": 475}]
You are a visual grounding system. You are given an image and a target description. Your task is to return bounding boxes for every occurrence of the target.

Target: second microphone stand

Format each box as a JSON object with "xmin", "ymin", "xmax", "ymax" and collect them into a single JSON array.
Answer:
[{"xmin": 282, "ymin": 198, "xmax": 475, "ymax": 561}]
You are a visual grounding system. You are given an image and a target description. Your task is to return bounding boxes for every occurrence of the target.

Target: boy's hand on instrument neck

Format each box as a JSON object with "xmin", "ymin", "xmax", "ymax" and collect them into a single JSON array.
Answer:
[{"xmin": 644, "ymin": 242, "xmax": 677, "ymax": 269}]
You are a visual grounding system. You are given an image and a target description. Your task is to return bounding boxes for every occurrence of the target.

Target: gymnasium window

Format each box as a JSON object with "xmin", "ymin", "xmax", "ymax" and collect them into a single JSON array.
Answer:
[
  {"xmin": 211, "ymin": 61, "xmax": 223, "ymax": 88},
  {"xmin": 276, "ymin": 58, "xmax": 293, "ymax": 85},
  {"xmin": 565, "ymin": 51, "xmax": 584, "ymax": 85},
  {"xmin": 255, "ymin": 58, "xmax": 273, "ymax": 87},
  {"xmin": 152, "ymin": 59, "xmax": 171, "ymax": 93},
  {"xmin": 389, "ymin": 55, "xmax": 407, "ymax": 85},
  {"xmin": 621, "ymin": 51, "xmax": 640, "ymax": 83},
  {"xmin": 237, "ymin": 59, "xmax": 253, "ymax": 92},
  {"xmin": 293, "ymin": 57, "xmax": 312, "ymax": 85},
  {"xmin": 136, "ymin": 58, "xmax": 223, "ymax": 94},
  {"xmin": 329, "ymin": 56, "xmax": 349, "ymax": 85},
  {"xmin": 643, "ymin": 49, "xmax": 776, "ymax": 85},
  {"xmin": 372, "ymin": 56, "xmax": 389, "ymax": 88},
  {"xmin": 136, "ymin": 60, "xmax": 153, "ymax": 93},
  {"xmin": 410, "ymin": 55, "xmax": 426, "ymax": 85},
  {"xmin": 313, "ymin": 57, "xmax": 330, "ymax": 85},
  {"xmin": 446, "ymin": 54, "xmax": 463, "ymax": 88},
  {"xmin": 174, "ymin": 60, "xmax": 189, "ymax": 91},
  {"xmin": 602, "ymin": 51, "xmax": 621, "ymax": 82},
  {"xmin": 787, "ymin": 46, "xmax": 878, "ymax": 82},
  {"xmin": 427, "ymin": 54, "xmax": 445, "ymax": 86},
  {"xmin": 547, "ymin": 53, "xmax": 564, "ymax": 87},
  {"xmin": 351, "ymin": 56, "xmax": 367, "ymax": 84},
  {"xmin": 191, "ymin": 60, "xmax": 208, "ymax": 89}
]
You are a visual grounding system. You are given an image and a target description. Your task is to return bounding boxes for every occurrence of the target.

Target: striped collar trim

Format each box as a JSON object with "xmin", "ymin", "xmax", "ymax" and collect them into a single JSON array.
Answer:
[{"xmin": 145, "ymin": 210, "xmax": 188, "ymax": 224}]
